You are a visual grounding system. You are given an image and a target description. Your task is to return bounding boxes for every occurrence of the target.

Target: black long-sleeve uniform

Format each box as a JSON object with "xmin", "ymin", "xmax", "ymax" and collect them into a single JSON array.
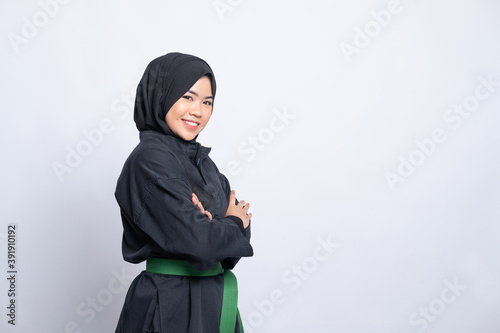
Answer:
[
  {"xmin": 115, "ymin": 131, "xmax": 253, "ymax": 332},
  {"xmin": 114, "ymin": 52, "xmax": 253, "ymax": 333}
]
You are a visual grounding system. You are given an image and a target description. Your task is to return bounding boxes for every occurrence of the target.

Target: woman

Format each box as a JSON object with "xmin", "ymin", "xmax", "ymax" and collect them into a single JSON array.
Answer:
[{"xmin": 114, "ymin": 52, "xmax": 253, "ymax": 333}]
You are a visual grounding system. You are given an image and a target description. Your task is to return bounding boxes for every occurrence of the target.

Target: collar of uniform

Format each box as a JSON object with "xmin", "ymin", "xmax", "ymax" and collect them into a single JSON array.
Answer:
[{"xmin": 139, "ymin": 130, "xmax": 212, "ymax": 159}]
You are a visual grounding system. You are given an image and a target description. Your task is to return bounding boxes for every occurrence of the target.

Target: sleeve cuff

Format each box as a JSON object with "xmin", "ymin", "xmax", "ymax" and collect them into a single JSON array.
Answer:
[{"xmin": 225, "ymin": 215, "xmax": 246, "ymax": 236}]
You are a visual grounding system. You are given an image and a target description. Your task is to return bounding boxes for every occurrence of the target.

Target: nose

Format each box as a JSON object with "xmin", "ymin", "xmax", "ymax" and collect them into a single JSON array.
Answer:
[{"xmin": 189, "ymin": 102, "xmax": 202, "ymax": 117}]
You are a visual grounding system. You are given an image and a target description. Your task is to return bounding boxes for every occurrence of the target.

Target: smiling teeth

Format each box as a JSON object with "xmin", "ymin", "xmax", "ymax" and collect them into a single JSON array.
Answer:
[{"xmin": 184, "ymin": 120, "xmax": 198, "ymax": 126}]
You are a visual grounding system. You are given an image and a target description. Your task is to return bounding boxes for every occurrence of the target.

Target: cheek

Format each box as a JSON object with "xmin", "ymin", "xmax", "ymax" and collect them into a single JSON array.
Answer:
[
  {"xmin": 166, "ymin": 102, "xmax": 186, "ymax": 123},
  {"xmin": 165, "ymin": 112, "xmax": 175, "ymax": 128},
  {"xmin": 173, "ymin": 102, "xmax": 189, "ymax": 116},
  {"xmin": 203, "ymin": 110, "xmax": 213, "ymax": 123}
]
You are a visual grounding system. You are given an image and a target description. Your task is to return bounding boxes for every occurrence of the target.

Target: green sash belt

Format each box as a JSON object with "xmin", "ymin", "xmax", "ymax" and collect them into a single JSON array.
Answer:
[{"xmin": 146, "ymin": 258, "xmax": 244, "ymax": 333}]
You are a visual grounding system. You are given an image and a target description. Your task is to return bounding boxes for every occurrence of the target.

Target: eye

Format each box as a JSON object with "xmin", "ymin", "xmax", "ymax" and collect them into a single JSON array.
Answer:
[
  {"xmin": 203, "ymin": 100, "xmax": 213, "ymax": 106},
  {"xmin": 182, "ymin": 95, "xmax": 193, "ymax": 101}
]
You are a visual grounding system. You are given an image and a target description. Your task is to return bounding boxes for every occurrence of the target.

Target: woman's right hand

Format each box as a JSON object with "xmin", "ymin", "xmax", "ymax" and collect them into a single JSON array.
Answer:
[{"xmin": 225, "ymin": 190, "xmax": 251, "ymax": 228}]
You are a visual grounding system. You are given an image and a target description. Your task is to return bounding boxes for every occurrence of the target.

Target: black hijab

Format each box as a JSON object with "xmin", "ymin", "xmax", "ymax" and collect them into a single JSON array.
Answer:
[{"xmin": 134, "ymin": 52, "xmax": 216, "ymax": 141}]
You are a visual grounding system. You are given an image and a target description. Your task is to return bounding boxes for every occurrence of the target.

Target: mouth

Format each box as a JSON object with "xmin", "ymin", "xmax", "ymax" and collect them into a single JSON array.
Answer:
[{"xmin": 182, "ymin": 119, "xmax": 200, "ymax": 130}]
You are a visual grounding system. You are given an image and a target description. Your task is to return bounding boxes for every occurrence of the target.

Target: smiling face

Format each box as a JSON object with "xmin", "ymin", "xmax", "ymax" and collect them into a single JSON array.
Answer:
[{"xmin": 165, "ymin": 76, "xmax": 214, "ymax": 141}]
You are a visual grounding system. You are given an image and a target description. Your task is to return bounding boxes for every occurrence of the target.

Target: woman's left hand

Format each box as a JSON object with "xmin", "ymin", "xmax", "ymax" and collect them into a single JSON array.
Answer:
[{"xmin": 192, "ymin": 193, "xmax": 213, "ymax": 220}]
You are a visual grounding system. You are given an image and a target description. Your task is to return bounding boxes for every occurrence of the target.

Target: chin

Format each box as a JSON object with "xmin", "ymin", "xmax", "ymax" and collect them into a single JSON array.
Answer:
[{"xmin": 180, "ymin": 133, "xmax": 197, "ymax": 141}]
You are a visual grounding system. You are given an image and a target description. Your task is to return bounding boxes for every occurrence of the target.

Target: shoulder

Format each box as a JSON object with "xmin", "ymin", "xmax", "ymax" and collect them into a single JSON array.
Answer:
[
  {"xmin": 119, "ymin": 137, "xmax": 187, "ymax": 185},
  {"xmin": 218, "ymin": 172, "xmax": 230, "ymax": 189}
]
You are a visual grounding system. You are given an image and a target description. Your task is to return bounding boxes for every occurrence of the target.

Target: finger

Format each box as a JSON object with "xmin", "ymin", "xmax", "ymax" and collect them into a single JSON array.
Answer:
[
  {"xmin": 247, "ymin": 212, "xmax": 252, "ymax": 219},
  {"xmin": 192, "ymin": 193, "xmax": 206, "ymax": 213},
  {"xmin": 229, "ymin": 190, "xmax": 235, "ymax": 206},
  {"xmin": 205, "ymin": 210, "xmax": 213, "ymax": 220},
  {"xmin": 197, "ymin": 199, "xmax": 205, "ymax": 212},
  {"xmin": 238, "ymin": 200, "xmax": 245, "ymax": 208}
]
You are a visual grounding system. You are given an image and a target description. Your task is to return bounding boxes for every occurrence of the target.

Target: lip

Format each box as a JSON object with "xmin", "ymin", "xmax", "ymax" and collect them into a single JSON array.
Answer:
[{"xmin": 182, "ymin": 119, "xmax": 200, "ymax": 130}]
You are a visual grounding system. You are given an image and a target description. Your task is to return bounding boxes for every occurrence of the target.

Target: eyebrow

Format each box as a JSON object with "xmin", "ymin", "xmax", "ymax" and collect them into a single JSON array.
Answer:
[{"xmin": 187, "ymin": 90, "xmax": 213, "ymax": 99}]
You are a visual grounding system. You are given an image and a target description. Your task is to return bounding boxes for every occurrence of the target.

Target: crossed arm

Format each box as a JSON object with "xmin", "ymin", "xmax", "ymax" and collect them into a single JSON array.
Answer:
[{"xmin": 191, "ymin": 190, "xmax": 252, "ymax": 228}]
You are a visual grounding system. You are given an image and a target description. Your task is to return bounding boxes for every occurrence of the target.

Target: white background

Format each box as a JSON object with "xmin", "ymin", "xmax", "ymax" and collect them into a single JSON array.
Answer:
[{"xmin": 1, "ymin": 0, "xmax": 499, "ymax": 332}]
